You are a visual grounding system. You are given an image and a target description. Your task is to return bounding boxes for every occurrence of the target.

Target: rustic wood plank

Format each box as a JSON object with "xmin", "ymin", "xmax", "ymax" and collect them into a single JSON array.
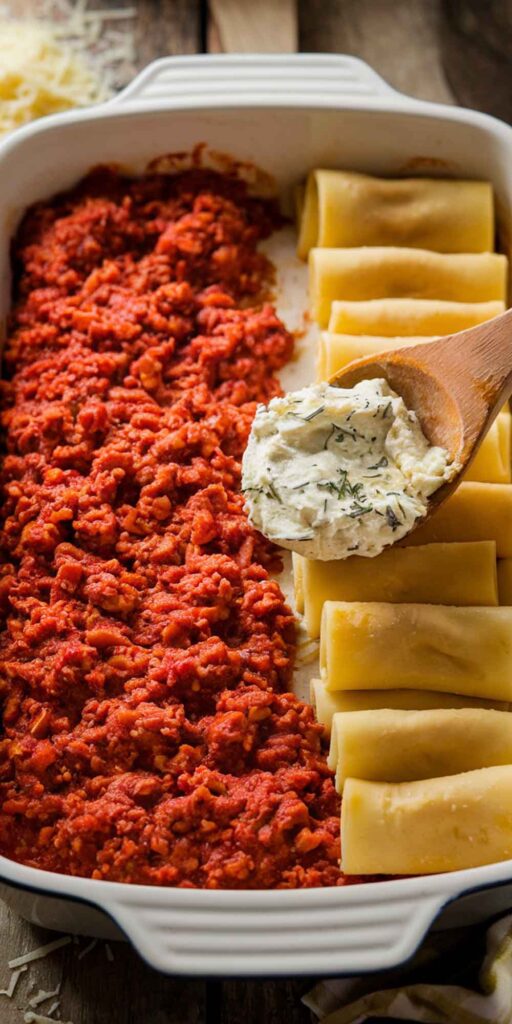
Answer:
[
  {"xmin": 440, "ymin": 0, "xmax": 512, "ymax": 122},
  {"xmin": 135, "ymin": 0, "xmax": 202, "ymax": 67},
  {"xmin": 298, "ymin": 0, "xmax": 454, "ymax": 104},
  {"xmin": 208, "ymin": 0, "xmax": 297, "ymax": 53},
  {"xmin": 219, "ymin": 977, "xmax": 312, "ymax": 1024}
]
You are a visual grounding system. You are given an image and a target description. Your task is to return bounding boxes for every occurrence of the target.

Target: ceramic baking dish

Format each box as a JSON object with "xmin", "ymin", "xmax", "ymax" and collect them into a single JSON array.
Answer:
[{"xmin": 1, "ymin": 53, "xmax": 512, "ymax": 978}]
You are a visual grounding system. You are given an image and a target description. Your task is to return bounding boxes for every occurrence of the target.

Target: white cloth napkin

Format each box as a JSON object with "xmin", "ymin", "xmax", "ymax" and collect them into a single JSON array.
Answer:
[{"xmin": 304, "ymin": 914, "xmax": 512, "ymax": 1024}]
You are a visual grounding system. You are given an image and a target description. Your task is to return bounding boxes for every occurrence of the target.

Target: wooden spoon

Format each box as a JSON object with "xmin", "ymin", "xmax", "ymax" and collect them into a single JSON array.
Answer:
[{"xmin": 329, "ymin": 306, "xmax": 512, "ymax": 523}]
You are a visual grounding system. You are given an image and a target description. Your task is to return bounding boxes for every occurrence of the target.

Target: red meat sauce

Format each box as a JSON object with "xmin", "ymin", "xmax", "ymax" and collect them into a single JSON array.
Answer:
[{"xmin": 0, "ymin": 166, "xmax": 350, "ymax": 888}]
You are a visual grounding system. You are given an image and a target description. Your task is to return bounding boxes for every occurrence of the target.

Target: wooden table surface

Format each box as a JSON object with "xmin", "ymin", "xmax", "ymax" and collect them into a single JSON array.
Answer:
[{"xmin": 1, "ymin": 2, "xmax": 512, "ymax": 1022}]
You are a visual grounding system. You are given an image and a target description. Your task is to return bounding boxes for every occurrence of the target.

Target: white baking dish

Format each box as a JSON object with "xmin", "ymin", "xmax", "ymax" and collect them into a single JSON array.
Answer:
[{"xmin": 1, "ymin": 53, "xmax": 512, "ymax": 978}]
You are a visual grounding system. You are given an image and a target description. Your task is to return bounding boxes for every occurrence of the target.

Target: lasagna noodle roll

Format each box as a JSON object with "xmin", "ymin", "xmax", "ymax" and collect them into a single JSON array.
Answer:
[
  {"xmin": 408, "ymin": 482, "xmax": 512, "ymax": 556},
  {"xmin": 292, "ymin": 552, "xmax": 305, "ymax": 614},
  {"xmin": 341, "ymin": 767, "xmax": 512, "ymax": 875},
  {"xmin": 320, "ymin": 602, "xmax": 512, "ymax": 701},
  {"xmin": 464, "ymin": 413, "xmax": 512, "ymax": 484},
  {"xmin": 328, "ymin": 298, "xmax": 505, "ymax": 337},
  {"xmin": 309, "ymin": 247, "xmax": 507, "ymax": 328},
  {"xmin": 309, "ymin": 678, "xmax": 508, "ymax": 733},
  {"xmin": 300, "ymin": 540, "xmax": 498, "ymax": 638},
  {"xmin": 317, "ymin": 332, "xmax": 431, "ymax": 381},
  {"xmin": 329, "ymin": 708, "xmax": 512, "ymax": 792},
  {"xmin": 297, "ymin": 170, "xmax": 494, "ymax": 257},
  {"xmin": 498, "ymin": 559, "xmax": 512, "ymax": 605}
]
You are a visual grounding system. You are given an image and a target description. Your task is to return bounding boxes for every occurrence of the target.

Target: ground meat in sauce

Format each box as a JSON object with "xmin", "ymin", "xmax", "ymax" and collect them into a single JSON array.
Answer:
[{"xmin": 0, "ymin": 167, "xmax": 348, "ymax": 888}]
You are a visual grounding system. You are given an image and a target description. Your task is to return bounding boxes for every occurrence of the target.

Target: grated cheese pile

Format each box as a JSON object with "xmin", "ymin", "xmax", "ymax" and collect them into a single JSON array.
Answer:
[
  {"xmin": 0, "ymin": 20, "xmax": 107, "ymax": 136},
  {"xmin": 0, "ymin": 1, "xmax": 136, "ymax": 138}
]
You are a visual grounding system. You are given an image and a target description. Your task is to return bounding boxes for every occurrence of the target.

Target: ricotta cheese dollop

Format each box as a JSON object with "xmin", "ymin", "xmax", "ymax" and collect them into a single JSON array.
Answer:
[{"xmin": 242, "ymin": 379, "xmax": 459, "ymax": 560}]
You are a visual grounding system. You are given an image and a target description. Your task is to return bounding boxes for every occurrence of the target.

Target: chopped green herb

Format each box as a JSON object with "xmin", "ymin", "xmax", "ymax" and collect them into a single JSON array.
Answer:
[
  {"xmin": 368, "ymin": 456, "xmax": 388, "ymax": 470},
  {"xmin": 266, "ymin": 481, "xmax": 282, "ymax": 504},
  {"xmin": 348, "ymin": 501, "xmax": 373, "ymax": 518},
  {"xmin": 385, "ymin": 505, "xmax": 401, "ymax": 530},
  {"xmin": 302, "ymin": 405, "xmax": 326, "ymax": 421},
  {"xmin": 323, "ymin": 425, "xmax": 336, "ymax": 450}
]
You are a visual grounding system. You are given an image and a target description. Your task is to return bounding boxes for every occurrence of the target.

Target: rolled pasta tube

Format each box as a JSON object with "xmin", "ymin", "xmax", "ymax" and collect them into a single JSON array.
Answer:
[
  {"xmin": 297, "ymin": 170, "xmax": 494, "ymax": 259},
  {"xmin": 309, "ymin": 247, "xmax": 507, "ymax": 328},
  {"xmin": 341, "ymin": 767, "xmax": 512, "ymax": 875},
  {"xmin": 294, "ymin": 183, "xmax": 305, "ymax": 227},
  {"xmin": 309, "ymin": 678, "xmax": 509, "ymax": 733},
  {"xmin": 329, "ymin": 708, "xmax": 512, "ymax": 792},
  {"xmin": 301, "ymin": 540, "xmax": 498, "ymax": 638},
  {"xmin": 498, "ymin": 560, "xmax": 512, "ymax": 605},
  {"xmin": 292, "ymin": 551, "xmax": 304, "ymax": 614},
  {"xmin": 317, "ymin": 332, "xmax": 432, "ymax": 381},
  {"xmin": 320, "ymin": 602, "xmax": 512, "ymax": 701},
  {"xmin": 408, "ymin": 482, "xmax": 512, "ymax": 556},
  {"xmin": 464, "ymin": 413, "xmax": 512, "ymax": 484},
  {"xmin": 328, "ymin": 298, "xmax": 505, "ymax": 337}
]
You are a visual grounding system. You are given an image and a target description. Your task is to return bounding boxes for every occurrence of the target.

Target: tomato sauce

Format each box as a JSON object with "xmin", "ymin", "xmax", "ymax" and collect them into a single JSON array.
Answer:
[{"xmin": 0, "ymin": 167, "xmax": 346, "ymax": 887}]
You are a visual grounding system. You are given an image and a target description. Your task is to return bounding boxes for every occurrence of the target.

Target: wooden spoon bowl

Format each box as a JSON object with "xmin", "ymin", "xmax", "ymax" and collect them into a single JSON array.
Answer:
[{"xmin": 329, "ymin": 306, "xmax": 512, "ymax": 520}]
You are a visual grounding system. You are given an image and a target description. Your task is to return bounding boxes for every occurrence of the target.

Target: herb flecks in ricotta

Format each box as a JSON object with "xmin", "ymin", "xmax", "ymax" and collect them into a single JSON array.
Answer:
[{"xmin": 242, "ymin": 379, "xmax": 458, "ymax": 560}]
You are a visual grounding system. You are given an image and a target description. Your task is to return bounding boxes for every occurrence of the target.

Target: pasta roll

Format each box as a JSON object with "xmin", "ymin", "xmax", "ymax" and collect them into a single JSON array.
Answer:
[
  {"xmin": 297, "ymin": 170, "xmax": 494, "ymax": 259},
  {"xmin": 341, "ymin": 767, "xmax": 512, "ymax": 875},
  {"xmin": 320, "ymin": 602, "xmax": 512, "ymax": 700},
  {"xmin": 317, "ymin": 332, "xmax": 431, "ymax": 381},
  {"xmin": 329, "ymin": 708, "xmax": 512, "ymax": 792},
  {"xmin": 309, "ymin": 678, "xmax": 508, "ymax": 733},
  {"xmin": 292, "ymin": 551, "xmax": 304, "ymax": 614},
  {"xmin": 498, "ymin": 559, "xmax": 512, "ymax": 605},
  {"xmin": 300, "ymin": 540, "xmax": 498, "ymax": 638},
  {"xmin": 408, "ymin": 482, "xmax": 512, "ymax": 556},
  {"xmin": 464, "ymin": 412, "xmax": 512, "ymax": 484},
  {"xmin": 328, "ymin": 298, "xmax": 505, "ymax": 337},
  {"xmin": 309, "ymin": 247, "xmax": 507, "ymax": 328}
]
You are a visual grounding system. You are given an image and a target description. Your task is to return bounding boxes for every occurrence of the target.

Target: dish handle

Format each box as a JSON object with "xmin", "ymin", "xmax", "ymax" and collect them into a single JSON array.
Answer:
[
  {"xmin": 100, "ymin": 885, "xmax": 448, "ymax": 976},
  {"xmin": 108, "ymin": 54, "xmax": 404, "ymax": 110}
]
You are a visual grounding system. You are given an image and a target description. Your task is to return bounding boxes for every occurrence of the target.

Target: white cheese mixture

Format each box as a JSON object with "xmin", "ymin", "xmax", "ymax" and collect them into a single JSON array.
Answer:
[{"xmin": 242, "ymin": 379, "xmax": 458, "ymax": 560}]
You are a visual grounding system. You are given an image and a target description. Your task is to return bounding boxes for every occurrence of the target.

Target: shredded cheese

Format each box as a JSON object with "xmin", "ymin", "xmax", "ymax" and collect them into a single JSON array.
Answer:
[
  {"xmin": 0, "ymin": 1, "xmax": 136, "ymax": 138},
  {"xmin": 9, "ymin": 936, "xmax": 72, "ymax": 969},
  {"xmin": 28, "ymin": 984, "xmax": 61, "ymax": 1008},
  {"xmin": 0, "ymin": 964, "xmax": 28, "ymax": 997},
  {"xmin": 77, "ymin": 939, "xmax": 96, "ymax": 961},
  {"xmin": 24, "ymin": 1014, "xmax": 73, "ymax": 1024},
  {"xmin": 0, "ymin": 21, "xmax": 106, "ymax": 136}
]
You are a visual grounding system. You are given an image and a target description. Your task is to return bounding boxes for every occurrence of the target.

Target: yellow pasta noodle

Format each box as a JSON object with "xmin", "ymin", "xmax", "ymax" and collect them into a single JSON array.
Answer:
[
  {"xmin": 297, "ymin": 170, "xmax": 494, "ymax": 259},
  {"xmin": 309, "ymin": 678, "xmax": 508, "ymax": 732},
  {"xmin": 328, "ymin": 298, "xmax": 505, "ymax": 337},
  {"xmin": 317, "ymin": 332, "xmax": 431, "ymax": 381},
  {"xmin": 320, "ymin": 602, "xmax": 512, "ymax": 700},
  {"xmin": 309, "ymin": 247, "xmax": 507, "ymax": 328},
  {"xmin": 498, "ymin": 559, "xmax": 512, "ymax": 605},
  {"xmin": 408, "ymin": 482, "xmax": 512, "ymax": 556},
  {"xmin": 329, "ymin": 708, "xmax": 512, "ymax": 792},
  {"xmin": 341, "ymin": 767, "xmax": 512, "ymax": 875},
  {"xmin": 292, "ymin": 551, "xmax": 304, "ymax": 615},
  {"xmin": 464, "ymin": 412, "xmax": 511, "ymax": 484},
  {"xmin": 300, "ymin": 540, "xmax": 498, "ymax": 637}
]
